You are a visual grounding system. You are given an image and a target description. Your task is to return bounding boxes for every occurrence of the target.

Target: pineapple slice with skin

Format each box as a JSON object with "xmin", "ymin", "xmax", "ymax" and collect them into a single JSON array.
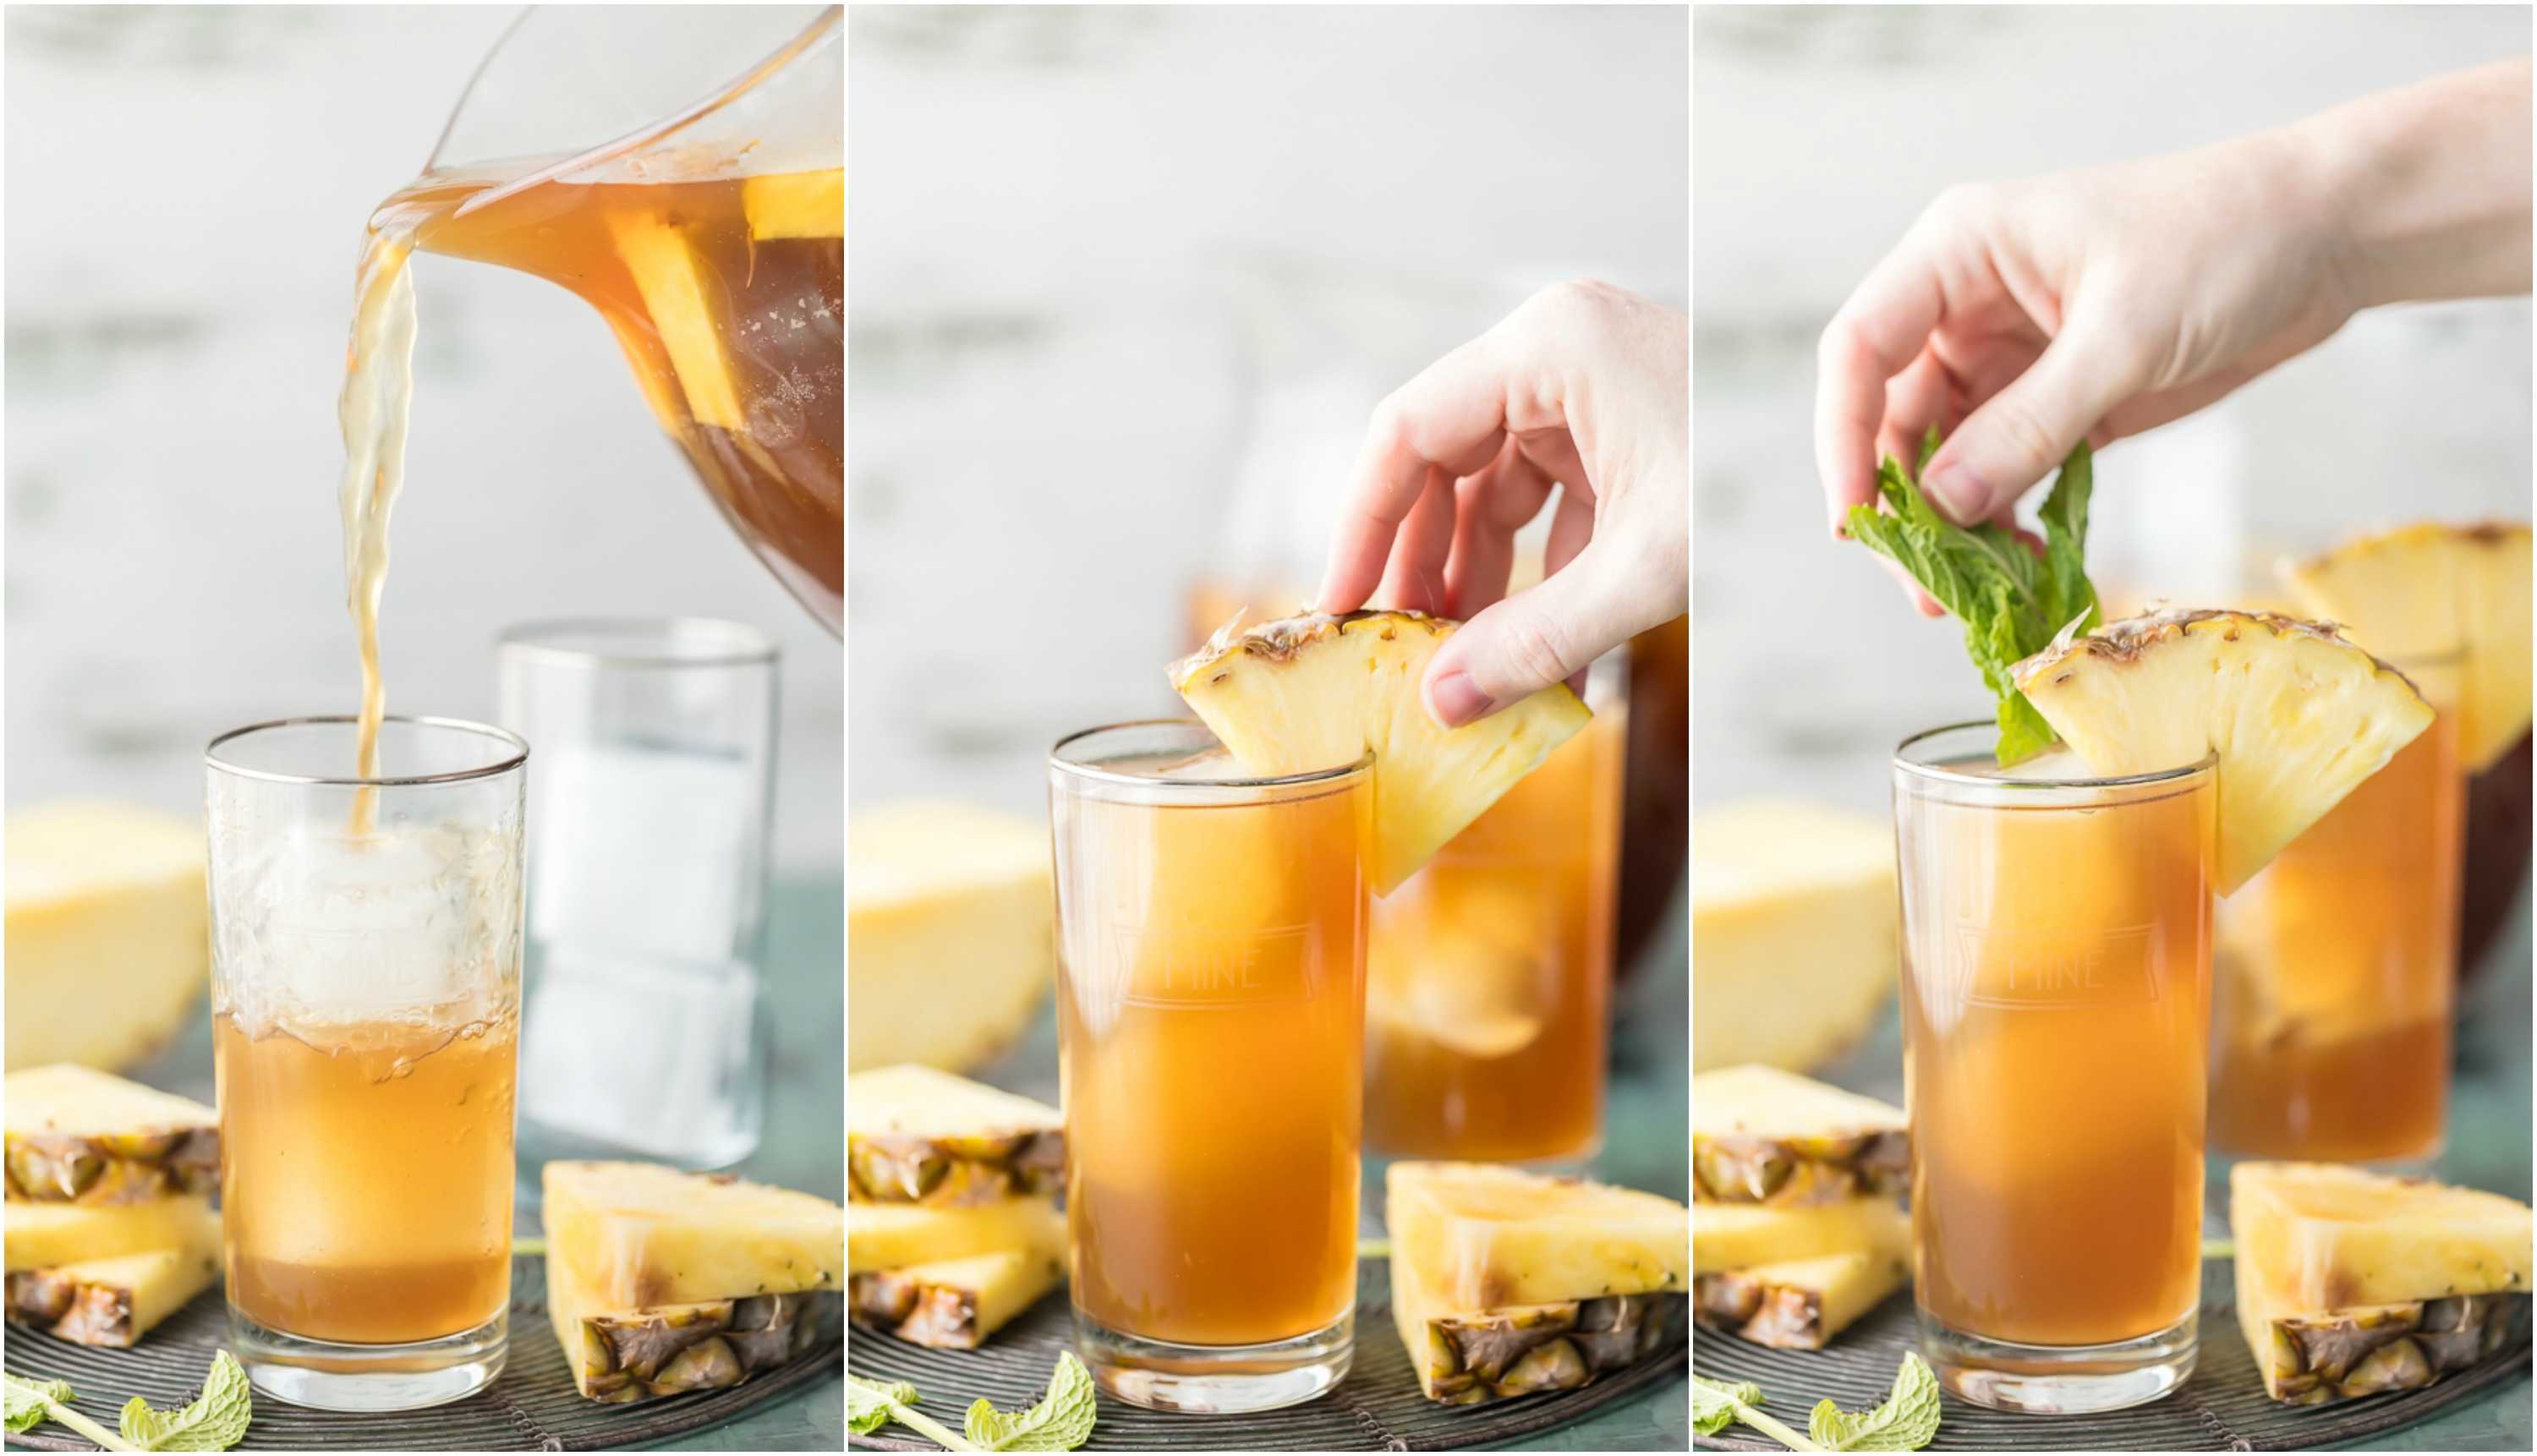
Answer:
[
  {"xmin": 549, "ymin": 1245, "xmax": 828, "ymax": 1404},
  {"xmin": 1390, "ymin": 1238, "xmax": 1679, "ymax": 1405},
  {"xmin": 4, "ymin": 1195, "xmax": 215, "ymax": 1273},
  {"xmin": 1693, "ymin": 1196, "xmax": 1910, "ymax": 1276},
  {"xmin": 544, "ymin": 1162, "xmax": 841, "ymax": 1309},
  {"xmin": 1694, "ymin": 1248, "xmax": 1910, "ymax": 1351},
  {"xmin": 2232, "ymin": 1162, "xmax": 2532, "ymax": 1314},
  {"xmin": 5, "ymin": 1201, "xmax": 219, "ymax": 1348},
  {"xmin": 2282, "ymin": 522, "xmax": 2533, "ymax": 771},
  {"xmin": 742, "ymin": 167, "xmax": 842, "ymax": 241},
  {"xmin": 847, "ymin": 1065, "xmax": 1062, "ymax": 1207},
  {"xmin": 1170, "ymin": 610, "xmax": 1591, "ymax": 895},
  {"xmin": 2014, "ymin": 610, "xmax": 2434, "ymax": 894},
  {"xmin": 4, "ymin": 1065, "xmax": 218, "ymax": 1204},
  {"xmin": 851, "ymin": 1244, "xmax": 1066, "ymax": 1351},
  {"xmin": 2244, "ymin": 1286, "xmax": 2525, "ymax": 1406},
  {"xmin": 1691, "ymin": 1066, "xmax": 1907, "ymax": 1206},
  {"xmin": 847, "ymin": 1196, "xmax": 1061, "ymax": 1275},
  {"xmin": 1388, "ymin": 1161, "xmax": 1685, "ymax": 1311}
]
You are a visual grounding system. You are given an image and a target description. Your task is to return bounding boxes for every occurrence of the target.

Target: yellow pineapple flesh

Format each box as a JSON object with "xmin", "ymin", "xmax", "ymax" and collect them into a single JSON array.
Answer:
[
  {"xmin": 2282, "ymin": 522, "xmax": 2533, "ymax": 770},
  {"xmin": 1694, "ymin": 1248, "xmax": 1910, "ymax": 1351},
  {"xmin": 850, "ymin": 1244, "xmax": 1066, "ymax": 1351},
  {"xmin": 4, "ymin": 1195, "xmax": 216, "ymax": 1273},
  {"xmin": 545, "ymin": 1161, "xmax": 841, "ymax": 1309},
  {"xmin": 1693, "ymin": 1196, "xmax": 1910, "ymax": 1275},
  {"xmin": 847, "ymin": 1195, "xmax": 1062, "ymax": 1274},
  {"xmin": 847, "ymin": 1065, "xmax": 1062, "ymax": 1206},
  {"xmin": 2014, "ymin": 610, "xmax": 2433, "ymax": 893},
  {"xmin": 1170, "ymin": 610, "xmax": 1591, "ymax": 894},
  {"xmin": 4, "ymin": 1201, "xmax": 219, "ymax": 1348},
  {"xmin": 1692, "ymin": 1066, "xmax": 1907, "ymax": 1206},
  {"xmin": 1387, "ymin": 1161, "xmax": 1685, "ymax": 1310}
]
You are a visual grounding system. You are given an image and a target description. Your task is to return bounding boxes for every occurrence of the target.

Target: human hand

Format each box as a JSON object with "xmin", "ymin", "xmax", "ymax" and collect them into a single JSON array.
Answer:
[
  {"xmin": 1817, "ymin": 59, "xmax": 2529, "ymax": 615},
  {"xmin": 1317, "ymin": 280, "xmax": 1687, "ymax": 727}
]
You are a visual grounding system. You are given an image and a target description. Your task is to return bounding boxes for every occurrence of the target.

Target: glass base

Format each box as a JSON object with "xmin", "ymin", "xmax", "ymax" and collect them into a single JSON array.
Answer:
[
  {"xmin": 230, "ymin": 1309, "xmax": 506, "ymax": 1412},
  {"xmin": 1921, "ymin": 1311, "xmax": 2195, "ymax": 1414},
  {"xmin": 1073, "ymin": 1310, "xmax": 1351, "ymax": 1413}
]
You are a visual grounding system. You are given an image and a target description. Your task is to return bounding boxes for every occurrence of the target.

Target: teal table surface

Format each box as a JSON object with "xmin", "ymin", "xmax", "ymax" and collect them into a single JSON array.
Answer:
[
  {"xmin": 1811, "ymin": 892, "xmax": 2534, "ymax": 1453},
  {"xmin": 103, "ymin": 875, "xmax": 845, "ymax": 1453},
  {"xmin": 962, "ymin": 891, "xmax": 1693, "ymax": 1452}
]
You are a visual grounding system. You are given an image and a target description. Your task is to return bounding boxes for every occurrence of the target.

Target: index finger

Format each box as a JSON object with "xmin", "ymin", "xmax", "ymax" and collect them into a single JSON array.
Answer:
[
  {"xmin": 1318, "ymin": 331, "xmax": 1539, "ymax": 614},
  {"xmin": 1813, "ymin": 239, "xmax": 1946, "ymax": 537}
]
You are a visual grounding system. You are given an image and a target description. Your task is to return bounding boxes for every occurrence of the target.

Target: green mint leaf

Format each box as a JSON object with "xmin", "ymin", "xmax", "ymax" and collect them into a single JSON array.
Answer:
[
  {"xmin": 965, "ymin": 1353, "xmax": 1098, "ymax": 1451},
  {"xmin": 1809, "ymin": 1353, "xmax": 1942, "ymax": 1452},
  {"xmin": 1915, "ymin": 424, "xmax": 1942, "ymax": 474},
  {"xmin": 118, "ymin": 1352, "xmax": 251, "ymax": 1451},
  {"xmin": 1690, "ymin": 1373, "xmax": 1762, "ymax": 1437},
  {"xmin": 4, "ymin": 1373, "xmax": 75, "ymax": 1435},
  {"xmin": 1847, "ymin": 434, "xmax": 2099, "ymax": 764},
  {"xmin": 847, "ymin": 1372, "xmax": 919, "ymax": 1436}
]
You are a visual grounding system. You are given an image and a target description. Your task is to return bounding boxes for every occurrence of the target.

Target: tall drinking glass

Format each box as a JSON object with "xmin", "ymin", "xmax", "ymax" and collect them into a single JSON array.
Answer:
[
  {"xmin": 498, "ymin": 619, "xmax": 775, "ymax": 1188},
  {"xmin": 1048, "ymin": 720, "xmax": 1370, "ymax": 1413},
  {"xmin": 1892, "ymin": 723, "xmax": 2215, "ymax": 1414},
  {"xmin": 206, "ymin": 716, "xmax": 526, "ymax": 1411},
  {"xmin": 2214, "ymin": 655, "xmax": 2462, "ymax": 1163}
]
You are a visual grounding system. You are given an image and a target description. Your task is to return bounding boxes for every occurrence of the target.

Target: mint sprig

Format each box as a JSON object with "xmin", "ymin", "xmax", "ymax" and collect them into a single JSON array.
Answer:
[
  {"xmin": 4, "ymin": 1352, "xmax": 253, "ymax": 1452},
  {"xmin": 1695, "ymin": 1354, "xmax": 1942, "ymax": 1452},
  {"xmin": 848, "ymin": 1353, "xmax": 1098, "ymax": 1452},
  {"xmin": 1846, "ymin": 429, "xmax": 2099, "ymax": 764}
]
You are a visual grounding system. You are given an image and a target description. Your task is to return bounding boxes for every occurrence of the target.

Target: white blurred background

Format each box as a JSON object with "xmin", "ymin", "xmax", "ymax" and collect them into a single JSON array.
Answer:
[
  {"xmin": 1694, "ymin": 3, "xmax": 2532, "ymax": 818},
  {"xmin": 4, "ymin": 5, "xmax": 842, "ymax": 871},
  {"xmin": 848, "ymin": 4, "xmax": 1689, "ymax": 816}
]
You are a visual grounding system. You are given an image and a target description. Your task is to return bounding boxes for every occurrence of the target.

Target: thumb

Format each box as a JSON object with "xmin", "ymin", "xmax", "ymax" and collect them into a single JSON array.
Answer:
[
  {"xmin": 1922, "ymin": 315, "xmax": 2141, "ymax": 524},
  {"xmin": 1422, "ymin": 550, "xmax": 1637, "ymax": 728}
]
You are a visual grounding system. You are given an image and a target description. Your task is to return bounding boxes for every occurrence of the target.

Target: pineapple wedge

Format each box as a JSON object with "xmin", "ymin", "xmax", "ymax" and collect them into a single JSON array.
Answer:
[
  {"xmin": 1388, "ymin": 1162, "xmax": 1685, "ymax": 1310},
  {"xmin": 847, "ymin": 1066, "xmax": 1062, "ymax": 1206},
  {"xmin": 851, "ymin": 1245, "xmax": 1066, "ymax": 1351},
  {"xmin": 1391, "ymin": 1239, "xmax": 1679, "ymax": 1405},
  {"xmin": 1170, "ymin": 610, "xmax": 1591, "ymax": 894},
  {"xmin": 544, "ymin": 1162, "xmax": 841, "ymax": 1309},
  {"xmin": 1694, "ymin": 1248, "xmax": 1910, "ymax": 1350},
  {"xmin": 549, "ymin": 1251, "xmax": 827, "ymax": 1404},
  {"xmin": 848, "ymin": 1196, "xmax": 1062, "ymax": 1274},
  {"xmin": 2282, "ymin": 522, "xmax": 2533, "ymax": 770},
  {"xmin": 1691, "ymin": 1066, "xmax": 1907, "ymax": 1206},
  {"xmin": 1693, "ymin": 1196, "xmax": 1910, "ymax": 1275},
  {"xmin": 2233, "ymin": 1162, "xmax": 2531, "ymax": 1313},
  {"xmin": 4, "ymin": 1196, "xmax": 216, "ymax": 1272},
  {"xmin": 606, "ymin": 211, "xmax": 747, "ymax": 431},
  {"xmin": 4, "ymin": 1065, "xmax": 218, "ymax": 1204},
  {"xmin": 2234, "ymin": 1162, "xmax": 2533, "ymax": 1405},
  {"xmin": 5, "ymin": 1201, "xmax": 219, "ymax": 1348},
  {"xmin": 2014, "ymin": 610, "xmax": 2433, "ymax": 893}
]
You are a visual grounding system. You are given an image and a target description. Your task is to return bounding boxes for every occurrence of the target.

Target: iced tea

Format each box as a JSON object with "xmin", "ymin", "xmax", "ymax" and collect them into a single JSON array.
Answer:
[
  {"xmin": 2214, "ymin": 687, "xmax": 2460, "ymax": 1163},
  {"xmin": 1366, "ymin": 701, "xmax": 1623, "ymax": 1162},
  {"xmin": 1049, "ymin": 722, "xmax": 1368, "ymax": 1411},
  {"xmin": 1893, "ymin": 725, "xmax": 2214, "ymax": 1412}
]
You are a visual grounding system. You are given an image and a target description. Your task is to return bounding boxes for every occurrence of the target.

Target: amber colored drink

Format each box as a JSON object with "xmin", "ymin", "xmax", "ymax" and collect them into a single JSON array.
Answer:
[
  {"xmin": 1366, "ymin": 703, "xmax": 1623, "ymax": 1162},
  {"xmin": 2214, "ymin": 702, "xmax": 2461, "ymax": 1163},
  {"xmin": 217, "ymin": 1011, "xmax": 518, "ymax": 1344},
  {"xmin": 1049, "ymin": 723, "xmax": 1367, "ymax": 1411},
  {"xmin": 1893, "ymin": 726, "xmax": 2213, "ymax": 1411}
]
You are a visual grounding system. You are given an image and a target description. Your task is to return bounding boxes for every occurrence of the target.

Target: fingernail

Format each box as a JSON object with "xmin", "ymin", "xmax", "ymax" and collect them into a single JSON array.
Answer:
[
  {"xmin": 1924, "ymin": 461, "xmax": 1986, "ymax": 523},
  {"xmin": 1427, "ymin": 671, "xmax": 1493, "ymax": 729}
]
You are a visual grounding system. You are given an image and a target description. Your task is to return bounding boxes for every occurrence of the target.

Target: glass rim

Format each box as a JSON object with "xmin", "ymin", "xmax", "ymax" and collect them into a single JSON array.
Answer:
[
  {"xmin": 495, "ymin": 616, "xmax": 778, "ymax": 670},
  {"xmin": 1892, "ymin": 719, "xmax": 2217, "ymax": 791},
  {"xmin": 1049, "ymin": 718, "xmax": 1373, "ymax": 791},
  {"xmin": 205, "ymin": 714, "xmax": 529, "ymax": 789}
]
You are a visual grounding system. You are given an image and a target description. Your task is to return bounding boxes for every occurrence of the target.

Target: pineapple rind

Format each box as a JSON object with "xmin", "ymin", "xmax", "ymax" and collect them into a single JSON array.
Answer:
[
  {"xmin": 1693, "ymin": 1248, "xmax": 1910, "ymax": 1350},
  {"xmin": 846, "ymin": 1066, "xmax": 1064, "ymax": 1205},
  {"xmin": 1691, "ymin": 1066, "xmax": 1908, "ymax": 1205},
  {"xmin": 849, "ymin": 1245, "xmax": 1066, "ymax": 1350},
  {"xmin": 1389, "ymin": 1239, "xmax": 1679, "ymax": 1404},
  {"xmin": 3, "ymin": 1066, "xmax": 220, "ymax": 1204},
  {"xmin": 3, "ymin": 1201, "xmax": 220, "ymax": 1347}
]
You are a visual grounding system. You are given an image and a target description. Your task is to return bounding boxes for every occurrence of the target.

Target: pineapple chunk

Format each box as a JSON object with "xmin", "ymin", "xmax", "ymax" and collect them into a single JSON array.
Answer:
[
  {"xmin": 549, "ymin": 1247, "xmax": 826, "ymax": 1404},
  {"xmin": 1170, "ymin": 610, "xmax": 1591, "ymax": 894},
  {"xmin": 2283, "ymin": 522, "xmax": 2533, "ymax": 770},
  {"xmin": 847, "ymin": 803, "xmax": 1052, "ymax": 1076},
  {"xmin": 847, "ymin": 1065, "xmax": 1061, "ymax": 1206},
  {"xmin": 847, "ymin": 1196, "xmax": 1062, "ymax": 1274},
  {"xmin": 2233, "ymin": 1162, "xmax": 2531, "ymax": 1314},
  {"xmin": 1691, "ymin": 801, "xmax": 1897, "ymax": 1076},
  {"xmin": 1691, "ymin": 1066, "xmax": 1907, "ymax": 1205},
  {"xmin": 4, "ymin": 1201, "xmax": 219, "ymax": 1348},
  {"xmin": 544, "ymin": 1162, "xmax": 841, "ymax": 1309},
  {"xmin": 4, "ymin": 1196, "xmax": 216, "ymax": 1272},
  {"xmin": 1694, "ymin": 1249, "xmax": 1910, "ymax": 1350},
  {"xmin": 5, "ymin": 1065, "xmax": 218, "ymax": 1204},
  {"xmin": 1387, "ymin": 1162, "xmax": 1685, "ymax": 1310},
  {"xmin": 742, "ymin": 168, "xmax": 843, "ymax": 240},
  {"xmin": 1693, "ymin": 1196, "xmax": 1910, "ymax": 1275},
  {"xmin": 851, "ymin": 1244, "xmax": 1066, "ymax": 1351},
  {"xmin": 606, "ymin": 211, "xmax": 747, "ymax": 431},
  {"xmin": 2014, "ymin": 610, "xmax": 2433, "ymax": 893},
  {"xmin": 1390, "ymin": 1240, "xmax": 1678, "ymax": 1405},
  {"xmin": 5, "ymin": 802, "xmax": 208, "ymax": 1075}
]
